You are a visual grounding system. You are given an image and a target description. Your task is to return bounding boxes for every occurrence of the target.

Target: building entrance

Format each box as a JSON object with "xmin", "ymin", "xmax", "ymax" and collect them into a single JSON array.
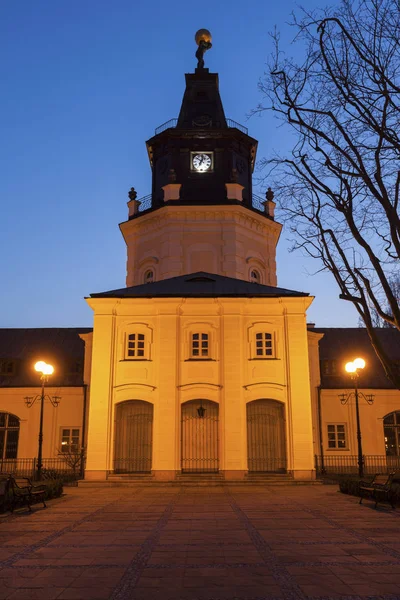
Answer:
[
  {"xmin": 247, "ymin": 399, "xmax": 286, "ymax": 472},
  {"xmin": 114, "ymin": 400, "xmax": 153, "ymax": 473},
  {"xmin": 181, "ymin": 400, "xmax": 219, "ymax": 473}
]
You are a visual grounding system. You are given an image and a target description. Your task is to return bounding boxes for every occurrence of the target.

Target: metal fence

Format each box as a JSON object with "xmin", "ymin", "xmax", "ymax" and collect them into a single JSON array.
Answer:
[
  {"xmin": 0, "ymin": 457, "xmax": 82, "ymax": 482},
  {"xmin": 315, "ymin": 454, "xmax": 400, "ymax": 475},
  {"xmin": 154, "ymin": 117, "xmax": 248, "ymax": 136},
  {"xmin": 135, "ymin": 193, "xmax": 268, "ymax": 216}
]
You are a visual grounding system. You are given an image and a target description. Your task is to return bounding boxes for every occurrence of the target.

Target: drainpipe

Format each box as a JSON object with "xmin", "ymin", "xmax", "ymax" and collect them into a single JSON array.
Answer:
[
  {"xmin": 80, "ymin": 384, "xmax": 88, "ymax": 479},
  {"xmin": 317, "ymin": 386, "xmax": 325, "ymax": 475}
]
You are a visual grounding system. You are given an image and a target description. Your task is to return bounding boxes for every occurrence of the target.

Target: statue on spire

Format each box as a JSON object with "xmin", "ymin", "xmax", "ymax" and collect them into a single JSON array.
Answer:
[{"xmin": 195, "ymin": 29, "xmax": 212, "ymax": 70}]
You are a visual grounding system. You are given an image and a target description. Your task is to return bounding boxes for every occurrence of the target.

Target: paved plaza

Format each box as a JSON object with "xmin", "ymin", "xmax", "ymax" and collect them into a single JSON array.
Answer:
[{"xmin": 1, "ymin": 484, "xmax": 400, "ymax": 600}]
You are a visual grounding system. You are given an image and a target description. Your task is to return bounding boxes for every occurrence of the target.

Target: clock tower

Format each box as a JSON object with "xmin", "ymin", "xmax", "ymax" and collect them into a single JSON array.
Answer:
[
  {"xmin": 84, "ymin": 31, "xmax": 316, "ymax": 484},
  {"xmin": 120, "ymin": 30, "xmax": 282, "ymax": 287}
]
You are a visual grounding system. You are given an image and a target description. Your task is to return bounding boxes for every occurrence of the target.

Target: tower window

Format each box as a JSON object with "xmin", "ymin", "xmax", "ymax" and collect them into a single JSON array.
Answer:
[
  {"xmin": 126, "ymin": 334, "xmax": 146, "ymax": 359},
  {"xmin": 191, "ymin": 333, "xmax": 209, "ymax": 358},
  {"xmin": 144, "ymin": 270, "xmax": 154, "ymax": 284},
  {"xmin": 250, "ymin": 270, "xmax": 261, "ymax": 284},
  {"xmin": 255, "ymin": 332, "xmax": 273, "ymax": 357}
]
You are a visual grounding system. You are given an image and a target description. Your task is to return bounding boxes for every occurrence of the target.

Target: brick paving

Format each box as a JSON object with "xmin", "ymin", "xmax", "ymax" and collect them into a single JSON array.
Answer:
[{"xmin": 1, "ymin": 484, "xmax": 400, "ymax": 599}]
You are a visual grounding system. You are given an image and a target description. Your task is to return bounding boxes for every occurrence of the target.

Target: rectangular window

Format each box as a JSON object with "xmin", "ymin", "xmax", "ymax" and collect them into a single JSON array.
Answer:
[
  {"xmin": 0, "ymin": 360, "xmax": 15, "ymax": 376},
  {"xmin": 191, "ymin": 333, "xmax": 209, "ymax": 358},
  {"xmin": 127, "ymin": 333, "xmax": 145, "ymax": 358},
  {"xmin": 327, "ymin": 424, "xmax": 347, "ymax": 449},
  {"xmin": 60, "ymin": 428, "xmax": 80, "ymax": 453},
  {"xmin": 321, "ymin": 360, "xmax": 337, "ymax": 376},
  {"xmin": 255, "ymin": 332, "xmax": 273, "ymax": 357}
]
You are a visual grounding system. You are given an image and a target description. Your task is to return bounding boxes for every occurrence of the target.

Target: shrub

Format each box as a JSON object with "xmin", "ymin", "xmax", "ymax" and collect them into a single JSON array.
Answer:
[
  {"xmin": 0, "ymin": 478, "xmax": 63, "ymax": 513},
  {"xmin": 339, "ymin": 476, "xmax": 400, "ymax": 506}
]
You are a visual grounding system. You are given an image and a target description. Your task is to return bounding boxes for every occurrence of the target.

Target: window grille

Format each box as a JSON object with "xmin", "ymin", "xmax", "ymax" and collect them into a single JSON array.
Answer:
[
  {"xmin": 327, "ymin": 424, "xmax": 347, "ymax": 449},
  {"xmin": 60, "ymin": 428, "xmax": 80, "ymax": 453},
  {"xmin": 127, "ymin": 333, "xmax": 146, "ymax": 358},
  {"xmin": 191, "ymin": 333, "xmax": 209, "ymax": 358},
  {"xmin": 0, "ymin": 360, "xmax": 15, "ymax": 376},
  {"xmin": 0, "ymin": 413, "xmax": 20, "ymax": 459},
  {"xmin": 255, "ymin": 332, "xmax": 273, "ymax": 357},
  {"xmin": 384, "ymin": 411, "xmax": 400, "ymax": 456}
]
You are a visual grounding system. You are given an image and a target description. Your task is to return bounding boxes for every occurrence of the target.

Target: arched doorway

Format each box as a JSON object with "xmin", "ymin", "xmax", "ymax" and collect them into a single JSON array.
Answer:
[
  {"xmin": 0, "ymin": 413, "xmax": 20, "ymax": 466},
  {"xmin": 114, "ymin": 401, "xmax": 153, "ymax": 473},
  {"xmin": 247, "ymin": 400, "xmax": 286, "ymax": 472},
  {"xmin": 181, "ymin": 400, "xmax": 219, "ymax": 473}
]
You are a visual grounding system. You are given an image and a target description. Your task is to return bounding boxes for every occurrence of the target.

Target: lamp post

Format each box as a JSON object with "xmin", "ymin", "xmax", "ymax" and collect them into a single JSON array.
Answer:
[
  {"xmin": 24, "ymin": 361, "xmax": 61, "ymax": 481},
  {"xmin": 339, "ymin": 357, "xmax": 374, "ymax": 478}
]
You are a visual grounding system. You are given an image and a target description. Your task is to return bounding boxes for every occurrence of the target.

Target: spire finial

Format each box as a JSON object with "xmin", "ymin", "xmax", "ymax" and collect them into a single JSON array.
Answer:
[{"xmin": 195, "ymin": 29, "xmax": 212, "ymax": 70}]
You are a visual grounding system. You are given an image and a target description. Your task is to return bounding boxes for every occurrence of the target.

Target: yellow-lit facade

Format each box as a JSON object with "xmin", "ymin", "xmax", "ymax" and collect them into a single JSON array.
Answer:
[{"xmin": 1, "ymin": 57, "xmax": 399, "ymax": 482}]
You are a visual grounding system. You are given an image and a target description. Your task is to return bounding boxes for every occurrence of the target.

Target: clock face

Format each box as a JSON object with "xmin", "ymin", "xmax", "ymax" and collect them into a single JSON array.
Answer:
[{"xmin": 192, "ymin": 153, "xmax": 212, "ymax": 172}]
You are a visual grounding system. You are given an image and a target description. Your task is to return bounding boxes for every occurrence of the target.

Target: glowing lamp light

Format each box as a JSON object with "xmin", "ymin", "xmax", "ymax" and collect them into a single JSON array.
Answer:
[
  {"xmin": 34, "ymin": 361, "xmax": 54, "ymax": 376},
  {"xmin": 345, "ymin": 362, "xmax": 356, "ymax": 373},
  {"xmin": 353, "ymin": 357, "xmax": 366, "ymax": 370}
]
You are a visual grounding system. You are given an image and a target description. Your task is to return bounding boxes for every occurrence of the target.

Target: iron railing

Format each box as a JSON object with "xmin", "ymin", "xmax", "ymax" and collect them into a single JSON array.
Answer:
[
  {"xmin": 315, "ymin": 454, "xmax": 400, "ymax": 476},
  {"xmin": 226, "ymin": 118, "xmax": 248, "ymax": 134},
  {"xmin": 135, "ymin": 194, "xmax": 152, "ymax": 214},
  {"xmin": 252, "ymin": 194, "xmax": 266, "ymax": 213},
  {"xmin": 155, "ymin": 118, "xmax": 178, "ymax": 135},
  {"xmin": 154, "ymin": 117, "xmax": 248, "ymax": 136},
  {"xmin": 0, "ymin": 457, "xmax": 83, "ymax": 482},
  {"xmin": 134, "ymin": 193, "xmax": 268, "ymax": 216}
]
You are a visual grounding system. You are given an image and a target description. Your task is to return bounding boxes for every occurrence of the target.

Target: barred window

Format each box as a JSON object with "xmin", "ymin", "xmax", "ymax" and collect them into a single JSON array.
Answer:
[
  {"xmin": 126, "ymin": 333, "xmax": 146, "ymax": 359},
  {"xmin": 191, "ymin": 333, "xmax": 209, "ymax": 358},
  {"xmin": 60, "ymin": 428, "xmax": 80, "ymax": 453},
  {"xmin": 255, "ymin": 332, "xmax": 273, "ymax": 357},
  {"xmin": 327, "ymin": 424, "xmax": 347, "ymax": 449}
]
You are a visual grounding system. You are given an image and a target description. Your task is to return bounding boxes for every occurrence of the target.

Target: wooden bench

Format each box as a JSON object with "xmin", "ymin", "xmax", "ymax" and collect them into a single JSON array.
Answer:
[
  {"xmin": 359, "ymin": 473, "xmax": 396, "ymax": 509},
  {"xmin": 8, "ymin": 476, "xmax": 47, "ymax": 513}
]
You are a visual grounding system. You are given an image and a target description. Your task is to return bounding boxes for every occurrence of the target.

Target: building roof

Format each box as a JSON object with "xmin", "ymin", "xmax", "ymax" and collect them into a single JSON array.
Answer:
[
  {"xmin": 314, "ymin": 327, "xmax": 400, "ymax": 389},
  {"xmin": 90, "ymin": 272, "xmax": 309, "ymax": 299},
  {"xmin": 0, "ymin": 328, "xmax": 92, "ymax": 388}
]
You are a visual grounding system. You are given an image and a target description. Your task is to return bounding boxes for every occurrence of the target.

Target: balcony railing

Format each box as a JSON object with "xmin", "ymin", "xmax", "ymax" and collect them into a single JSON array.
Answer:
[
  {"xmin": 154, "ymin": 117, "xmax": 248, "ymax": 136},
  {"xmin": 315, "ymin": 454, "xmax": 400, "ymax": 476},
  {"xmin": 133, "ymin": 193, "xmax": 267, "ymax": 216}
]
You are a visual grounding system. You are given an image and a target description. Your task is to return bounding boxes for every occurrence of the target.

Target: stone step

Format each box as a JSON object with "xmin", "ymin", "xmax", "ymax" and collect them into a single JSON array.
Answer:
[{"xmin": 79, "ymin": 477, "xmax": 322, "ymax": 487}]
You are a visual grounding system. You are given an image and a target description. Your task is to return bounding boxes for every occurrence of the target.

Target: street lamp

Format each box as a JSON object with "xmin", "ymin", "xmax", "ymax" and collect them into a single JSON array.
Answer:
[
  {"xmin": 339, "ymin": 357, "xmax": 374, "ymax": 478},
  {"xmin": 24, "ymin": 361, "xmax": 61, "ymax": 481}
]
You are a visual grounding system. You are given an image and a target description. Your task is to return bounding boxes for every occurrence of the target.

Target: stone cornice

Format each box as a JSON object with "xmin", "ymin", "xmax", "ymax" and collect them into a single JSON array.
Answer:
[{"xmin": 120, "ymin": 205, "xmax": 282, "ymax": 238}]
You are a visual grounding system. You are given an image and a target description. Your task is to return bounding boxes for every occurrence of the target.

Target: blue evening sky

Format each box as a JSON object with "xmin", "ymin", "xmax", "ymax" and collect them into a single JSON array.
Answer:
[{"xmin": 1, "ymin": 0, "xmax": 356, "ymax": 328}]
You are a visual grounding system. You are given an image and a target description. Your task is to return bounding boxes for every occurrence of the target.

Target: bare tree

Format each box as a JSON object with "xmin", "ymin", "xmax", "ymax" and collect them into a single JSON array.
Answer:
[
  {"xmin": 359, "ymin": 275, "xmax": 400, "ymax": 327},
  {"xmin": 256, "ymin": 0, "xmax": 400, "ymax": 387}
]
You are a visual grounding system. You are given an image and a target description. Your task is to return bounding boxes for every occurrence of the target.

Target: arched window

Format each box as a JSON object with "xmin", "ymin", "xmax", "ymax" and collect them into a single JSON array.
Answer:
[
  {"xmin": 250, "ymin": 269, "xmax": 260, "ymax": 284},
  {"xmin": 384, "ymin": 411, "xmax": 400, "ymax": 456},
  {"xmin": 0, "ymin": 412, "xmax": 20, "ymax": 459},
  {"xmin": 144, "ymin": 270, "xmax": 154, "ymax": 284}
]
